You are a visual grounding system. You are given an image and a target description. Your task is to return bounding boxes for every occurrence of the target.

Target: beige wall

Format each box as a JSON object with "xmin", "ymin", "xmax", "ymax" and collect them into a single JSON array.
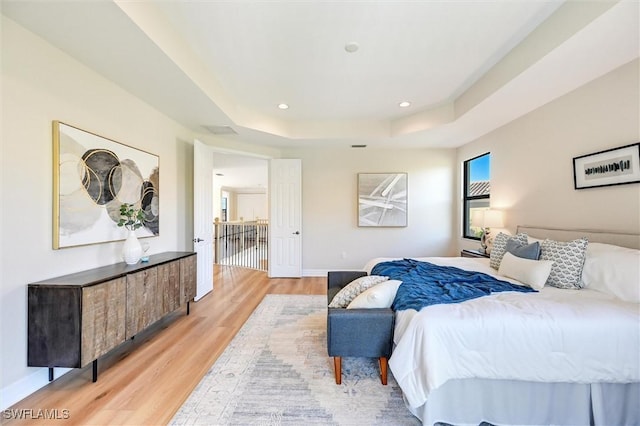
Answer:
[
  {"xmin": 0, "ymin": 16, "xmax": 199, "ymax": 407},
  {"xmin": 457, "ymin": 59, "xmax": 640, "ymax": 251},
  {"xmin": 281, "ymin": 148, "xmax": 458, "ymax": 273},
  {"xmin": 288, "ymin": 55, "xmax": 640, "ymax": 271}
]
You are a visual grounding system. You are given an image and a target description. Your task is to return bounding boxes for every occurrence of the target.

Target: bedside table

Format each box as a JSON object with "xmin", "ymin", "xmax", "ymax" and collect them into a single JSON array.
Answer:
[{"xmin": 460, "ymin": 249, "xmax": 490, "ymax": 259}]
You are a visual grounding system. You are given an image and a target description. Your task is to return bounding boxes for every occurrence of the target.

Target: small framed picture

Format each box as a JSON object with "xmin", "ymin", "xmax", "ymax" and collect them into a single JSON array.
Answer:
[
  {"xmin": 358, "ymin": 173, "xmax": 407, "ymax": 227},
  {"xmin": 573, "ymin": 143, "xmax": 640, "ymax": 190}
]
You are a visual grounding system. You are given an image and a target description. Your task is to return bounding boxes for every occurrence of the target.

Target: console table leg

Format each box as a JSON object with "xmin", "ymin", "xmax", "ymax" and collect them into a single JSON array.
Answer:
[
  {"xmin": 187, "ymin": 301, "xmax": 190, "ymax": 315},
  {"xmin": 48, "ymin": 368, "xmax": 54, "ymax": 382},
  {"xmin": 92, "ymin": 360, "xmax": 98, "ymax": 383}
]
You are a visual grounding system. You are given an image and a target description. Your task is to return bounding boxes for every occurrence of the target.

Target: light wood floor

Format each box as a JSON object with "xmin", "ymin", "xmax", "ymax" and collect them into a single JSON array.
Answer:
[{"xmin": 3, "ymin": 266, "xmax": 326, "ymax": 425}]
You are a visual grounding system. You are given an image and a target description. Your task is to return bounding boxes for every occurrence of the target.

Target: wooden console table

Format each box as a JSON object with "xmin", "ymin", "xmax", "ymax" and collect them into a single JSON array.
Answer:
[{"xmin": 27, "ymin": 252, "xmax": 196, "ymax": 382}]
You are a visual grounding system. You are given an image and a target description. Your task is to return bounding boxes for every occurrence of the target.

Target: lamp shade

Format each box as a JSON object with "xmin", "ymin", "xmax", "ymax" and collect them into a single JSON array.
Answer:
[
  {"xmin": 470, "ymin": 210, "xmax": 484, "ymax": 227},
  {"xmin": 471, "ymin": 209, "xmax": 504, "ymax": 228},
  {"xmin": 483, "ymin": 209, "xmax": 504, "ymax": 228}
]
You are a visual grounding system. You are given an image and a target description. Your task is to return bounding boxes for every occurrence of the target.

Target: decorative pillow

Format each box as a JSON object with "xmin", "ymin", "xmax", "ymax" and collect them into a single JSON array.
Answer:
[
  {"xmin": 328, "ymin": 275, "xmax": 389, "ymax": 308},
  {"xmin": 505, "ymin": 239, "xmax": 541, "ymax": 260},
  {"xmin": 490, "ymin": 232, "xmax": 529, "ymax": 269},
  {"xmin": 540, "ymin": 238, "xmax": 589, "ymax": 289},
  {"xmin": 498, "ymin": 252, "xmax": 553, "ymax": 290},
  {"xmin": 346, "ymin": 280, "xmax": 402, "ymax": 309},
  {"xmin": 581, "ymin": 242, "xmax": 640, "ymax": 303}
]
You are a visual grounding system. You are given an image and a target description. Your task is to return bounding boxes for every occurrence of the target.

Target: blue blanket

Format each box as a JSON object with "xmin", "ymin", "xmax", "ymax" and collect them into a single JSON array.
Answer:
[{"xmin": 370, "ymin": 258, "xmax": 536, "ymax": 312}]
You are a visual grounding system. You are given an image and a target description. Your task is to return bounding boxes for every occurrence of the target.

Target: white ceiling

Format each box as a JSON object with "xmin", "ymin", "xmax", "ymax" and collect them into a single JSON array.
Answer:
[
  {"xmin": 2, "ymin": 0, "xmax": 639, "ymax": 187},
  {"xmin": 156, "ymin": 1, "xmax": 560, "ymax": 122},
  {"xmin": 213, "ymin": 153, "xmax": 268, "ymax": 193}
]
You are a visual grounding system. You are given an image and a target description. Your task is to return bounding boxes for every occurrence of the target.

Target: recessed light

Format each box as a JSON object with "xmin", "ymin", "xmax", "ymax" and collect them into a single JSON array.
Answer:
[
  {"xmin": 399, "ymin": 101, "xmax": 411, "ymax": 108},
  {"xmin": 278, "ymin": 103, "xmax": 289, "ymax": 110},
  {"xmin": 345, "ymin": 42, "xmax": 359, "ymax": 53}
]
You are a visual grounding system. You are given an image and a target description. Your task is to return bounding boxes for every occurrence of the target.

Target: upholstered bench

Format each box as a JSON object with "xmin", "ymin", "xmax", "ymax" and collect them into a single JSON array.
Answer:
[{"xmin": 326, "ymin": 271, "xmax": 395, "ymax": 385}]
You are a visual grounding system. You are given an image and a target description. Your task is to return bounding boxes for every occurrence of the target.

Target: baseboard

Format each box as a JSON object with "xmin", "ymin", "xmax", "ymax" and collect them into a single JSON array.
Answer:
[
  {"xmin": 1, "ymin": 367, "xmax": 71, "ymax": 411},
  {"xmin": 302, "ymin": 269, "xmax": 328, "ymax": 277},
  {"xmin": 303, "ymin": 268, "xmax": 367, "ymax": 277}
]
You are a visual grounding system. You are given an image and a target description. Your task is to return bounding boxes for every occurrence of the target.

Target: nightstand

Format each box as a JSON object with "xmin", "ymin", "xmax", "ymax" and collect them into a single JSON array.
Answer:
[{"xmin": 460, "ymin": 249, "xmax": 490, "ymax": 259}]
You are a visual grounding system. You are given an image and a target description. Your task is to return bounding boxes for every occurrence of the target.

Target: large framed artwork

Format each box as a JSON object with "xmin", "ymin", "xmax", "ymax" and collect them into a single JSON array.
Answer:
[
  {"xmin": 358, "ymin": 173, "xmax": 407, "ymax": 227},
  {"xmin": 53, "ymin": 121, "xmax": 159, "ymax": 249},
  {"xmin": 573, "ymin": 142, "xmax": 640, "ymax": 190}
]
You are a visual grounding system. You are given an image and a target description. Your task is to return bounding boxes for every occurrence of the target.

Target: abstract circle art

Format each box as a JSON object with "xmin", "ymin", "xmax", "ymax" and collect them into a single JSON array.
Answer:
[
  {"xmin": 81, "ymin": 149, "xmax": 122, "ymax": 205},
  {"xmin": 54, "ymin": 121, "xmax": 160, "ymax": 249}
]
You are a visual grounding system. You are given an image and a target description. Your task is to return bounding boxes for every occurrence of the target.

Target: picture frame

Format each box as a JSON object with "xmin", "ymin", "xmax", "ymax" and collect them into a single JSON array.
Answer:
[
  {"xmin": 358, "ymin": 173, "xmax": 407, "ymax": 227},
  {"xmin": 573, "ymin": 142, "xmax": 640, "ymax": 190},
  {"xmin": 53, "ymin": 121, "xmax": 160, "ymax": 249}
]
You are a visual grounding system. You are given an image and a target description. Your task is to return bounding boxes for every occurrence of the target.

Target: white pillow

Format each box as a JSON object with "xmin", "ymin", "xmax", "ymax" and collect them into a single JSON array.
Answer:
[
  {"xmin": 328, "ymin": 275, "xmax": 389, "ymax": 308},
  {"xmin": 498, "ymin": 252, "xmax": 553, "ymax": 291},
  {"xmin": 581, "ymin": 242, "xmax": 640, "ymax": 303},
  {"xmin": 347, "ymin": 280, "xmax": 402, "ymax": 309}
]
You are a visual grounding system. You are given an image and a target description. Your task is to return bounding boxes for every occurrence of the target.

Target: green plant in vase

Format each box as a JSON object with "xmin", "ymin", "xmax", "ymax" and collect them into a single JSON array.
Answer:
[
  {"xmin": 117, "ymin": 203, "xmax": 145, "ymax": 231},
  {"xmin": 118, "ymin": 203, "xmax": 145, "ymax": 264}
]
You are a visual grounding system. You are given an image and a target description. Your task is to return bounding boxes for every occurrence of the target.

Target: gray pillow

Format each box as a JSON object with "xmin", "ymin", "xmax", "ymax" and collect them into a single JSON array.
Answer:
[
  {"xmin": 489, "ymin": 232, "xmax": 529, "ymax": 269},
  {"xmin": 505, "ymin": 239, "xmax": 541, "ymax": 260}
]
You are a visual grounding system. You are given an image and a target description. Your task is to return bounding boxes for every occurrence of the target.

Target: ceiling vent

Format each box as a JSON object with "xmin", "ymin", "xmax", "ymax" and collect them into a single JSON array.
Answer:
[{"xmin": 202, "ymin": 125, "xmax": 238, "ymax": 135}]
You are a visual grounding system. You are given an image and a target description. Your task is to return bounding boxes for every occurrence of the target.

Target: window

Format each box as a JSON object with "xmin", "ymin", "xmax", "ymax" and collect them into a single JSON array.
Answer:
[
  {"xmin": 221, "ymin": 196, "xmax": 228, "ymax": 222},
  {"xmin": 463, "ymin": 153, "xmax": 491, "ymax": 239}
]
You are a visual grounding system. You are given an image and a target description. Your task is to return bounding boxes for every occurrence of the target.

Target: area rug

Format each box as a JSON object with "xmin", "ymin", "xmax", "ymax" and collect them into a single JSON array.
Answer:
[{"xmin": 171, "ymin": 294, "xmax": 420, "ymax": 425}]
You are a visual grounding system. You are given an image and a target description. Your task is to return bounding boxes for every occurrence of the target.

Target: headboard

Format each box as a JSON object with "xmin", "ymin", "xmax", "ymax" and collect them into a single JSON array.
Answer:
[{"xmin": 516, "ymin": 225, "xmax": 640, "ymax": 250}]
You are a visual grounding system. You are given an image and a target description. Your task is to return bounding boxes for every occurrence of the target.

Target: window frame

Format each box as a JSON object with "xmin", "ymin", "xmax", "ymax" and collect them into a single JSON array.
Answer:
[{"xmin": 463, "ymin": 152, "xmax": 491, "ymax": 240}]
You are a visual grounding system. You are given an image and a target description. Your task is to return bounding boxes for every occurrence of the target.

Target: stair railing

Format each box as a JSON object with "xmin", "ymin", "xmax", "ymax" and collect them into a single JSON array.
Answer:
[{"xmin": 214, "ymin": 218, "xmax": 268, "ymax": 271}]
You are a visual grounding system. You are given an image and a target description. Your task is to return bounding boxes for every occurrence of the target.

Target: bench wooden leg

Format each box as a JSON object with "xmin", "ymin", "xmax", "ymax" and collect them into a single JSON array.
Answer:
[
  {"xmin": 334, "ymin": 357, "xmax": 342, "ymax": 385},
  {"xmin": 379, "ymin": 357, "xmax": 388, "ymax": 385}
]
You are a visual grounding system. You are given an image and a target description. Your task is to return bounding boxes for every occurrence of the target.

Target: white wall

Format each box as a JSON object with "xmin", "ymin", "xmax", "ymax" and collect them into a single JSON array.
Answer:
[
  {"xmin": 216, "ymin": 189, "xmax": 267, "ymax": 222},
  {"xmin": 457, "ymin": 59, "xmax": 640, "ymax": 251},
  {"xmin": 213, "ymin": 179, "xmax": 223, "ymax": 221},
  {"xmin": 280, "ymin": 148, "xmax": 457, "ymax": 273},
  {"xmin": 237, "ymin": 192, "xmax": 268, "ymax": 221},
  {"xmin": 0, "ymin": 16, "xmax": 200, "ymax": 409}
]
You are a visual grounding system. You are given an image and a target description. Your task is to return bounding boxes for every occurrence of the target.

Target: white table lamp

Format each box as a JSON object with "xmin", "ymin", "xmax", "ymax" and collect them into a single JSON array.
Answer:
[{"xmin": 471, "ymin": 209, "xmax": 504, "ymax": 254}]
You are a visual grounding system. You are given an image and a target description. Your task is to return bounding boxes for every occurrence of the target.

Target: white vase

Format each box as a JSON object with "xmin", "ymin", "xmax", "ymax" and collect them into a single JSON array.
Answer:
[{"xmin": 122, "ymin": 230, "xmax": 143, "ymax": 265}]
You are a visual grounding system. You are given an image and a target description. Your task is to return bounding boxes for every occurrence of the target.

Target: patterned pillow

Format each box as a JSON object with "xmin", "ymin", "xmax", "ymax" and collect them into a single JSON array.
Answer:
[
  {"xmin": 540, "ymin": 238, "xmax": 589, "ymax": 289},
  {"xmin": 328, "ymin": 275, "xmax": 389, "ymax": 308},
  {"xmin": 489, "ymin": 232, "xmax": 529, "ymax": 269}
]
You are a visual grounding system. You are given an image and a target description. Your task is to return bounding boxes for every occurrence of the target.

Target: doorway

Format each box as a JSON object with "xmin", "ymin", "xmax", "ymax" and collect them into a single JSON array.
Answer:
[{"xmin": 212, "ymin": 153, "xmax": 269, "ymax": 271}]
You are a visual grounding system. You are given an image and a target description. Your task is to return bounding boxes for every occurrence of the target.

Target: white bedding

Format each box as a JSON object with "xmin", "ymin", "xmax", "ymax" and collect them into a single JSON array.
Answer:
[{"xmin": 365, "ymin": 256, "xmax": 640, "ymax": 409}]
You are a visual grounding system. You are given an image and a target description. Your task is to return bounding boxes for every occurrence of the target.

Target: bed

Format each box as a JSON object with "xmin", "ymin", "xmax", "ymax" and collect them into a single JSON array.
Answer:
[{"xmin": 363, "ymin": 226, "xmax": 640, "ymax": 426}]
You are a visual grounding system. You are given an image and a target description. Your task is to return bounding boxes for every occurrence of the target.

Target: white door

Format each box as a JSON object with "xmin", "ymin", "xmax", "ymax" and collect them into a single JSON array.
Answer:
[
  {"xmin": 269, "ymin": 159, "xmax": 302, "ymax": 277},
  {"xmin": 193, "ymin": 140, "xmax": 214, "ymax": 300}
]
